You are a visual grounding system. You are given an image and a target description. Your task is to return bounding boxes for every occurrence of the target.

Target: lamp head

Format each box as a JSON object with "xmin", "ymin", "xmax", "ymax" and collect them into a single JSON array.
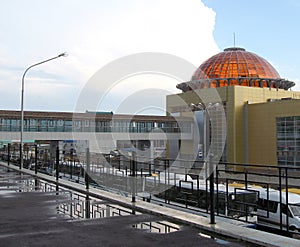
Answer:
[
  {"xmin": 190, "ymin": 103, "xmax": 198, "ymax": 111},
  {"xmin": 197, "ymin": 103, "xmax": 204, "ymax": 110},
  {"xmin": 58, "ymin": 52, "xmax": 68, "ymax": 57}
]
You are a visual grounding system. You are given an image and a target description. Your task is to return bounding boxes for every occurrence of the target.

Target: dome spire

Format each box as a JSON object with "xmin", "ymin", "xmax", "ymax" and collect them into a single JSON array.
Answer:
[{"xmin": 233, "ymin": 32, "xmax": 236, "ymax": 47}]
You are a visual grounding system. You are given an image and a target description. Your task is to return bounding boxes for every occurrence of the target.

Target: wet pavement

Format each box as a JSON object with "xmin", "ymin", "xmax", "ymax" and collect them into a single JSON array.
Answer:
[{"xmin": 0, "ymin": 166, "xmax": 248, "ymax": 247}]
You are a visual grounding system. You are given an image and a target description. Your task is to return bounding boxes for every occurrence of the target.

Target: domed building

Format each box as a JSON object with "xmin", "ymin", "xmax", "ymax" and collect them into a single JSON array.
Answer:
[
  {"xmin": 177, "ymin": 47, "xmax": 294, "ymax": 91},
  {"xmin": 167, "ymin": 47, "xmax": 300, "ymax": 168}
]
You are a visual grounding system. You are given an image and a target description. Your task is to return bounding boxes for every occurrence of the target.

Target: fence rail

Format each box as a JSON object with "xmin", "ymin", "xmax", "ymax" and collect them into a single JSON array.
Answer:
[{"xmin": 1, "ymin": 145, "xmax": 300, "ymax": 238}]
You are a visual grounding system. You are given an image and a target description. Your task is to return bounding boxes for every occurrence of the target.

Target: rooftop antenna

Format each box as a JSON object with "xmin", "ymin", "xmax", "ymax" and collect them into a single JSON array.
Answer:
[{"xmin": 233, "ymin": 32, "xmax": 236, "ymax": 47}]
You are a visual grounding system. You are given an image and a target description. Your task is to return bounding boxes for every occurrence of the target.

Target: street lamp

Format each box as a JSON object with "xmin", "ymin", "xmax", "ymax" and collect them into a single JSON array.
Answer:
[
  {"xmin": 190, "ymin": 102, "xmax": 222, "ymax": 224},
  {"xmin": 20, "ymin": 52, "xmax": 67, "ymax": 170}
]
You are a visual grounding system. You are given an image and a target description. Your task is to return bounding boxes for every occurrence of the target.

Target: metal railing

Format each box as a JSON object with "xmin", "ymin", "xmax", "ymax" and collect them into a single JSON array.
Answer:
[{"xmin": 1, "ymin": 145, "xmax": 300, "ymax": 238}]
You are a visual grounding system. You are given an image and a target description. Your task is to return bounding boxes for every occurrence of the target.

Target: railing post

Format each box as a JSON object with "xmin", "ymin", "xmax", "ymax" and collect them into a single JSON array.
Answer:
[
  {"xmin": 131, "ymin": 152, "xmax": 136, "ymax": 203},
  {"xmin": 35, "ymin": 144, "xmax": 38, "ymax": 175},
  {"xmin": 216, "ymin": 165, "xmax": 219, "ymax": 215},
  {"xmin": 245, "ymin": 165, "xmax": 248, "ymax": 189},
  {"xmin": 85, "ymin": 148, "xmax": 90, "ymax": 190},
  {"xmin": 19, "ymin": 143, "xmax": 22, "ymax": 170},
  {"xmin": 208, "ymin": 154, "xmax": 215, "ymax": 224},
  {"xmin": 85, "ymin": 194, "xmax": 90, "ymax": 219},
  {"xmin": 279, "ymin": 167, "xmax": 283, "ymax": 230},
  {"xmin": 85, "ymin": 147, "xmax": 90, "ymax": 219},
  {"xmin": 70, "ymin": 150, "xmax": 73, "ymax": 179},
  {"xmin": 209, "ymin": 170, "xmax": 215, "ymax": 224},
  {"xmin": 7, "ymin": 143, "xmax": 10, "ymax": 167},
  {"xmin": 56, "ymin": 146, "xmax": 59, "ymax": 192},
  {"xmin": 164, "ymin": 159, "xmax": 168, "ymax": 204},
  {"xmin": 34, "ymin": 144, "xmax": 38, "ymax": 190},
  {"xmin": 285, "ymin": 167, "xmax": 289, "ymax": 234}
]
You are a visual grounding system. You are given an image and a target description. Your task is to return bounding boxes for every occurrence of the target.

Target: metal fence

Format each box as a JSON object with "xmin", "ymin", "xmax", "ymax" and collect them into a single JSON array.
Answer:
[{"xmin": 1, "ymin": 145, "xmax": 300, "ymax": 238}]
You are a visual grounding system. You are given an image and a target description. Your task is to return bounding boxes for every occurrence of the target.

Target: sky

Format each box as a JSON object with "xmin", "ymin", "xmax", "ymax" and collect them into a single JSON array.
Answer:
[{"xmin": 0, "ymin": 0, "xmax": 299, "ymax": 114}]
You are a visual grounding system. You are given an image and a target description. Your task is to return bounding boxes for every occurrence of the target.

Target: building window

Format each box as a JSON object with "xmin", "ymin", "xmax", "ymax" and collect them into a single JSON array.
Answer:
[
  {"xmin": 74, "ymin": 121, "xmax": 81, "ymax": 129},
  {"xmin": 58, "ymin": 120, "xmax": 64, "ymax": 126},
  {"xmin": 276, "ymin": 116, "xmax": 300, "ymax": 167},
  {"xmin": 48, "ymin": 120, "xmax": 55, "ymax": 128}
]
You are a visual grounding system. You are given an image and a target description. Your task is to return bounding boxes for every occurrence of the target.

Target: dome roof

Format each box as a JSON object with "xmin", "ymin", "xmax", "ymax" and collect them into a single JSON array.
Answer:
[
  {"xmin": 176, "ymin": 47, "xmax": 295, "ymax": 92},
  {"xmin": 192, "ymin": 47, "xmax": 280, "ymax": 80}
]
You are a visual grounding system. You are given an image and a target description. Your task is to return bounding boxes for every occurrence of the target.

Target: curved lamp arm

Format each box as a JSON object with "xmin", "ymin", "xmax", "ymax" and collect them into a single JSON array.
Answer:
[{"xmin": 20, "ymin": 52, "xmax": 67, "ymax": 169}]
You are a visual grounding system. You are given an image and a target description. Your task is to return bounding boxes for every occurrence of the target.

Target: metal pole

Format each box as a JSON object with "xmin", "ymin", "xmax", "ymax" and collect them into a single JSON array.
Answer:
[
  {"xmin": 35, "ymin": 144, "xmax": 38, "ymax": 190},
  {"xmin": 56, "ymin": 146, "xmax": 59, "ymax": 192},
  {"xmin": 20, "ymin": 53, "xmax": 67, "ymax": 170},
  {"xmin": 192, "ymin": 102, "xmax": 216, "ymax": 224},
  {"xmin": 216, "ymin": 165, "xmax": 219, "ymax": 215},
  {"xmin": 19, "ymin": 143, "xmax": 22, "ymax": 169},
  {"xmin": 35, "ymin": 144, "xmax": 38, "ymax": 175},
  {"xmin": 70, "ymin": 149, "xmax": 73, "ymax": 179},
  {"xmin": 85, "ymin": 148, "xmax": 90, "ymax": 190},
  {"xmin": 209, "ymin": 168, "xmax": 215, "ymax": 224},
  {"xmin": 206, "ymin": 106, "xmax": 215, "ymax": 224},
  {"xmin": 85, "ymin": 194, "xmax": 90, "ymax": 219},
  {"xmin": 131, "ymin": 152, "xmax": 136, "ymax": 203},
  {"xmin": 7, "ymin": 143, "xmax": 10, "ymax": 167},
  {"xmin": 285, "ymin": 167, "xmax": 289, "ymax": 234},
  {"xmin": 203, "ymin": 109, "xmax": 207, "ymax": 159},
  {"xmin": 85, "ymin": 147, "xmax": 90, "ymax": 219},
  {"xmin": 279, "ymin": 167, "xmax": 282, "ymax": 230}
]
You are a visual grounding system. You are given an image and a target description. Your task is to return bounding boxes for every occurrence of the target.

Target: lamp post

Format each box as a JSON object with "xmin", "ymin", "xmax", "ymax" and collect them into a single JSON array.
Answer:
[
  {"xmin": 190, "ymin": 102, "xmax": 217, "ymax": 224},
  {"xmin": 20, "ymin": 52, "xmax": 67, "ymax": 170}
]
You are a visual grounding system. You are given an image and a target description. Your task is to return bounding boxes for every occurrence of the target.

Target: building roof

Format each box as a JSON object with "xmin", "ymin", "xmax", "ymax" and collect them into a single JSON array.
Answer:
[
  {"xmin": 0, "ymin": 110, "xmax": 190, "ymax": 123},
  {"xmin": 192, "ymin": 47, "xmax": 280, "ymax": 80},
  {"xmin": 177, "ymin": 47, "xmax": 295, "ymax": 92}
]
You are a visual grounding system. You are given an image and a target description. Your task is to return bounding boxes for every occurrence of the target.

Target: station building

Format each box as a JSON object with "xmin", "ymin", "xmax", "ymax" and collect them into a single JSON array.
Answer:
[
  {"xmin": 0, "ymin": 110, "xmax": 193, "ymax": 161},
  {"xmin": 1, "ymin": 47, "xmax": 299, "ymax": 168},
  {"xmin": 167, "ymin": 47, "xmax": 300, "ymax": 167}
]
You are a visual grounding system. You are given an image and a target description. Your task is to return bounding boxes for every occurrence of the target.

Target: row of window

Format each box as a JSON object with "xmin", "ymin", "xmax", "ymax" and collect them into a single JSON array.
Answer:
[
  {"xmin": 276, "ymin": 116, "xmax": 300, "ymax": 167},
  {"xmin": 0, "ymin": 118, "xmax": 192, "ymax": 133}
]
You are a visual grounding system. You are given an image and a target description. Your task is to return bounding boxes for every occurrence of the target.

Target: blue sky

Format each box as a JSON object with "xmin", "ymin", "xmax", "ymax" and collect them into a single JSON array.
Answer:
[
  {"xmin": 203, "ymin": 0, "xmax": 300, "ymax": 85},
  {"xmin": 0, "ymin": 0, "xmax": 299, "ymax": 113}
]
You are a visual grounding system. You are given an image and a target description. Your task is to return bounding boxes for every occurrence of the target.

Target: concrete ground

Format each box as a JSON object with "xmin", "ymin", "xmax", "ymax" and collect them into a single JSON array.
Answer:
[{"xmin": 0, "ymin": 167, "xmax": 246, "ymax": 247}]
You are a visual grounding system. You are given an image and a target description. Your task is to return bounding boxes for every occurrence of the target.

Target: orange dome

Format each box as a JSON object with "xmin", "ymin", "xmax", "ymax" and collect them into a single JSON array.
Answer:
[
  {"xmin": 177, "ymin": 47, "xmax": 295, "ymax": 91},
  {"xmin": 192, "ymin": 47, "xmax": 280, "ymax": 80}
]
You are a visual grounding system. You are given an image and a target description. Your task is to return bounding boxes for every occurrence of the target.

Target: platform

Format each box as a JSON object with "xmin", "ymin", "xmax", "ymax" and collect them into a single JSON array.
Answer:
[{"xmin": 1, "ymin": 163, "xmax": 299, "ymax": 247}]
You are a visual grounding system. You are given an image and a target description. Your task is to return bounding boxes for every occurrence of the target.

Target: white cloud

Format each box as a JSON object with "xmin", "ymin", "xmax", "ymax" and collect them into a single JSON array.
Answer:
[
  {"xmin": 0, "ymin": 0, "xmax": 218, "ymax": 112},
  {"xmin": 68, "ymin": 0, "xmax": 218, "ymax": 69},
  {"xmin": 97, "ymin": 74, "xmax": 181, "ymax": 114}
]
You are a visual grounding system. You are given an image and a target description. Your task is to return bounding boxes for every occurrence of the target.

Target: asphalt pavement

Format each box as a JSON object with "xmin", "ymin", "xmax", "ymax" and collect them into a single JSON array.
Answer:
[{"xmin": 0, "ymin": 167, "xmax": 247, "ymax": 247}]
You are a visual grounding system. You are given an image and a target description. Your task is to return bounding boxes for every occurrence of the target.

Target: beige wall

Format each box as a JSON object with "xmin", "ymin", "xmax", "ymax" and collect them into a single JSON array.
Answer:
[
  {"xmin": 167, "ymin": 85, "xmax": 300, "ymax": 166},
  {"xmin": 233, "ymin": 86, "xmax": 300, "ymax": 164},
  {"xmin": 248, "ymin": 99, "xmax": 300, "ymax": 166}
]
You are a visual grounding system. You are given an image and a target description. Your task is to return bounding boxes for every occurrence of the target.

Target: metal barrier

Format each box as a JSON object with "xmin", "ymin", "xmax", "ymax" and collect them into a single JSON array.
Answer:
[{"xmin": 1, "ymin": 146, "xmax": 300, "ymax": 238}]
